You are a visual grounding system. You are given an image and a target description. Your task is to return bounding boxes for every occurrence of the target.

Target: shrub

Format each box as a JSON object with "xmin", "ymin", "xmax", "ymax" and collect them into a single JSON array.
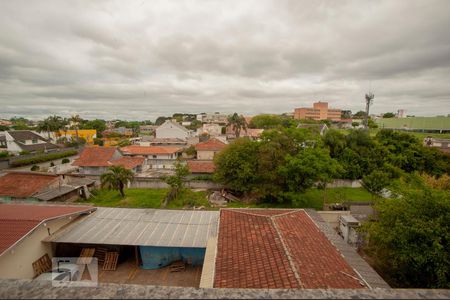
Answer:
[
  {"xmin": 50, "ymin": 162, "xmax": 55, "ymax": 167},
  {"xmin": 10, "ymin": 150, "xmax": 77, "ymax": 167},
  {"xmin": 62, "ymin": 158, "xmax": 70, "ymax": 164},
  {"xmin": 30, "ymin": 165, "xmax": 39, "ymax": 171},
  {"xmin": 0, "ymin": 152, "xmax": 9, "ymax": 158}
]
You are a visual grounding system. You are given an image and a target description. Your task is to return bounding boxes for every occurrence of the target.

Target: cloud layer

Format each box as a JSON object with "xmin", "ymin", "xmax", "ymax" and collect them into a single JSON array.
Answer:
[{"xmin": 0, "ymin": 0, "xmax": 449, "ymax": 120}]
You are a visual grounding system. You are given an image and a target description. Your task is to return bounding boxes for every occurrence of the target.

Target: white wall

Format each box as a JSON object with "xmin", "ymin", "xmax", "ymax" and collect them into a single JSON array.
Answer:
[
  {"xmin": 197, "ymin": 150, "xmax": 218, "ymax": 160},
  {"xmin": 155, "ymin": 121, "xmax": 190, "ymax": 140},
  {"xmin": 0, "ymin": 217, "xmax": 74, "ymax": 279}
]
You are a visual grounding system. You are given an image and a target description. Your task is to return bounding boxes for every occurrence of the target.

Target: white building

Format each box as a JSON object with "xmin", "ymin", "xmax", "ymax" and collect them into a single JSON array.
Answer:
[
  {"xmin": 198, "ymin": 124, "xmax": 223, "ymax": 136},
  {"xmin": 4, "ymin": 131, "xmax": 58, "ymax": 154},
  {"xmin": 155, "ymin": 120, "xmax": 193, "ymax": 140}
]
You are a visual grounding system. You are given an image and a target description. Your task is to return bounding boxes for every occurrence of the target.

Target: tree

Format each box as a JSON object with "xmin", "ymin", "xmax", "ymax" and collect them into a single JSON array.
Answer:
[
  {"xmin": 214, "ymin": 138, "xmax": 260, "ymax": 194},
  {"xmin": 353, "ymin": 111, "xmax": 367, "ymax": 119},
  {"xmin": 37, "ymin": 115, "xmax": 66, "ymax": 140},
  {"xmin": 249, "ymin": 114, "xmax": 286, "ymax": 129},
  {"xmin": 69, "ymin": 114, "xmax": 82, "ymax": 142},
  {"xmin": 363, "ymin": 92, "xmax": 374, "ymax": 129},
  {"xmin": 100, "ymin": 165, "xmax": 134, "ymax": 197},
  {"xmin": 361, "ymin": 184, "xmax": 450, "ymax": 288},
  {"xmin": 81, "ymin": 119, "xmax": 106, "ymax": 137},
  {"xmin": 367, "ymin": 118, "xmax": 378, "ymax": 129},
  {"xmin": 163, "ymin": 161, "xmax": 190, "ymax": 206},
  {"xmin": 155, "ymin": 116, "xmax": 169, "ymax": 125},
  {"xmin": 362, "ymin": 170, "xmax": 390, "ymax": 196},
  {"xmin": 0, "ymin": 125, "xmax": 9, "ymax": 131},
  {"xmin": 382, "ymin": 112, "xmax": 396, "ymax": 118},
  {"xmin": 227, "ymin": 113, "xmax": 247, "ymax": 138},
  {"xmin": 341, "ymin": 110, "xmax": 352, "ymax": 119},
  {"xmin": 278, "ymin": 148, "xmax": 342, "ymax": 194}
]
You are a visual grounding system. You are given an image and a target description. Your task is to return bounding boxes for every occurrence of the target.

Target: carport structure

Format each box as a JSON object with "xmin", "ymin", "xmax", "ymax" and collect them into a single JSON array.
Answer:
[{"xmin": 45, "ymin": 207, "xmax": 219, "ymax": 287}]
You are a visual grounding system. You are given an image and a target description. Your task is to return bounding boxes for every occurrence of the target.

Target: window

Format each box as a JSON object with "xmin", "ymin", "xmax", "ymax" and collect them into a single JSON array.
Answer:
[
  {"xmin": 32, "ymin": 139, "xmax": 38, "ymax": 144},
  {"xmin": 152, "ymin": 155, "xmax": 157, "ymax": 159}
]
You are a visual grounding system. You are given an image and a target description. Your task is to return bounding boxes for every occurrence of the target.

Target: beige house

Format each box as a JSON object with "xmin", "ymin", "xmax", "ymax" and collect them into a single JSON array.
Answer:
[
  {"xmin": 0, "ymin": 203, "xmax": 95, "ymax": 279},
  {"xmin": 195, "ymin": 138, "xmax": 227, "ymax": 160}
]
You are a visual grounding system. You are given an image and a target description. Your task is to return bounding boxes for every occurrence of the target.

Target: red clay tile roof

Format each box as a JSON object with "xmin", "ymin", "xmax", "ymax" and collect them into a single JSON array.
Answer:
[
  {"xmin": 120, "ymin": 145, "xmax": 182, "ymax": 155},
  {"xmin": 111, "ymin": 156, "xmax": 145, "ymax": 169},
  {"xmin": 0, "ymin": 173, "xmax": 59, "ymax": 198},
  {"xmin": 214, "ymin": 209, "xmax": 366, "ymax": 289},
  {"xmin": 195, "ymin": 139, "xmax": 227, "ymax": 151},
  {"xmin": 0, "ymin": 203, "xmax": 95, "ymax": 255},
  {"xmin": 73, "ymin": 147, "xmax": 118, "ymax": 167},
  {"xmin": 187, "ymin": 160, "xmax": 215, "ymax": 174}
]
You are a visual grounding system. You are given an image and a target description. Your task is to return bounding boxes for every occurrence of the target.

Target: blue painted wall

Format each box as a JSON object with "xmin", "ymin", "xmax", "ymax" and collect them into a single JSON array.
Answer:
[{"xmin": 139, "ymin": 246, "xmax": 205, "ymax": 270}]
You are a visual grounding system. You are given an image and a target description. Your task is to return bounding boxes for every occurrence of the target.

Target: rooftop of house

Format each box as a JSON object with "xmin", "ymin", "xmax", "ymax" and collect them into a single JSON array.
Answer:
[
  {"xmin": 158, "ymin": 120, "xmax": 190, "ymax": 133},
  {"xmin": 0, "ymin": 172, "xmax": 59, "ymax": 198},
  {"xmin": 72, "ymin": 147, "xmax": 118, "ymax": 167},
  {"xmin": 214, "ymin": 209, "xmax": 370, "ymax": 289},
  {"xmin": 110, "ymin": 156, "xmax": 145, "ymax": 169},
  {"xmin": 195, "ymin": 138, "xmax": 227, "ymax": 151},
  {"xmin": 242, "ymin": 128, "xmax": 264, "ymax": 138},
  {"xmin": 0, "ymin": 203, "xmax": 95, "ymax": 255},
  {"xmin": 7, "ymin": 130, "xmax": 46, "ymax": 141},
  {"xmin": 187, "ymin": 160, "xmax": 216, "ymax": 174},
  {"xmin": 120, "ymin": 145, "xmax": 182, "ymax": 155}
]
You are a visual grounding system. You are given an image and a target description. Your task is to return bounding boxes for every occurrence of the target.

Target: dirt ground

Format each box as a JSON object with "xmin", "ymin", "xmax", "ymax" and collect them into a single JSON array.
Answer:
[{"xmin": 96, "ymin": 258, "xmax": 203, "ymax": 287}]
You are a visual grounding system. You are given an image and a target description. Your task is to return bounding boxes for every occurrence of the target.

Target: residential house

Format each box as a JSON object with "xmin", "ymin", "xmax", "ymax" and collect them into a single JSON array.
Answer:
[
  {"xmin": 0, "ymin": 119, "xmax": 12, "ymax": 126},
  {"xmin": 0, "ymin": 172, "xmax": 95, "ymax": 202},
  {"xmin": 46, "ymin": 207, "xmax": 218, "ymax": 273},
  {"xmin": 195, "ymin": 138, "xmax": 227, "ymax": 160},
  {"xmin": 0, "ymin": 203, "xmax": 95, "ymax": 279},
  {"xmin": 155, "ymin": 120, "xmax": 193, "ymax": 140},
  {"xmin": 212, "ymin": 209, "xmax": 389, "ymax": 289},
  {"xmin": 196, "ymin": 113, "xmax": 228, "ymax": 125},
  {"xmin": 139, "ymin": 125, "xmax": 158, "ymax": 135},
  {"xmin": 226, "ymin": 126, "xmax": 264, "ymax": 140},
  {"xmin": 73, "ymin": 147, "xmax": 145, "ymax": 175},
  {"xmin": 198, "ymin": 124, "xmax": 223, "ymax": 137},
  {"xmin": 4, "ymin": 131, "xmax": 58, "ymax": 154},
  {"xmin": 56, "ymin": 129, "xmax": 97, "ymax": 144},
  {"xmin": 0, "ymin": 135, "xmax": 6, "ymax": 148},
  {"xmin": 120, "ymin": 145, "xmax": 183, "ymax": 169},
  {"xmin": 103, "ymin": 127, "xmax": 133, "ymax": 137}
]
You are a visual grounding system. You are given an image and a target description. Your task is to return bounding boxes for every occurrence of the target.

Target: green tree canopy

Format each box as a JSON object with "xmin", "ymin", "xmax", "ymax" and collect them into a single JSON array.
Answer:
[
  {"xmin": 382, "ymin": 112, "xmax": 396, "ymax": 118},
  {"xmin": 361, "ymin": 182, "xmax": 450, "ymax": 288},
  {"xmin": 101, "ymin": 165, "xmax": 134, "ymax": 197}
]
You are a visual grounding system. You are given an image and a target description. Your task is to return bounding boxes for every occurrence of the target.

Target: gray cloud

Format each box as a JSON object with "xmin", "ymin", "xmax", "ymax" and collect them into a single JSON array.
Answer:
[{"xmin": 0, "ymin": 0, "xmax": 449, "ymax": 121}]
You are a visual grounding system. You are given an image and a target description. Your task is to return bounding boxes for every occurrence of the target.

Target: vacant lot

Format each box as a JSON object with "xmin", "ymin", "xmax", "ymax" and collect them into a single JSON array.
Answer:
[{"xmin": 227, "ymin": 187, "xmax": 373, "ymax": 210}]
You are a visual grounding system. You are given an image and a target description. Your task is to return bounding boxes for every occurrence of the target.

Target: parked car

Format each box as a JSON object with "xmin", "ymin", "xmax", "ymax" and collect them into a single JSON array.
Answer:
[{"xmin": 34, "ymin": 263, "xmax": 81, "ymax": 282}]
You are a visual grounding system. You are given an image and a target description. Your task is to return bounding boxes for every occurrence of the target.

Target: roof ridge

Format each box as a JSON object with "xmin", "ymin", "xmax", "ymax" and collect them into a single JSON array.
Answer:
[{"xmin": 269, "ymin": 215, "xmax": 304, "ymax": 288}]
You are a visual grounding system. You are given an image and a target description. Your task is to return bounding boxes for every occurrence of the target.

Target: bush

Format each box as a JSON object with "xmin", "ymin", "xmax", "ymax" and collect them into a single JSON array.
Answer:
[
  {"xmin": 30, "ymin": 165, "xmax": 39, "ymax": 171},
  {"xmin": 190, "ymin": 174, "xmax": 213, "ymax": 181},
  {"xmin": 0, "ymin": 152, "xmax": 9, "ymax": 158},
  {"xmin": 62, "ymin": 158, "xmax": 70, "ymax": 164},
  {"xmin": 10, "ymin": 150, "xmax": 78, "ymax": 167},
  {"xmin": 50, "ymin": 162, "xmax": 55, "ymax": 167}
]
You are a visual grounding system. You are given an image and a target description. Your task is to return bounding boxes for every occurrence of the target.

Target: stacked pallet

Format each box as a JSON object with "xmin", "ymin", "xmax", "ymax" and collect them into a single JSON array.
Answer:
[{"xmin": 93, "ymin": 247, "xmax": 109, "ymax": 265}]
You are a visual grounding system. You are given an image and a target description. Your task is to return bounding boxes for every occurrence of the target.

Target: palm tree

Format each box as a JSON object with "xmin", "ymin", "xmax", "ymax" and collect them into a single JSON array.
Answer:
[
  {"xmin": 100, "ymin": 166, "xmax": 134, "ymax": 197},
  {"xmin": 227, "ymin": 113, "xmax": 247, "ymax": 138},
  {"xmin": 70, "ymin": 114, "xmax": 82, "ymax": 142},
  {"xmin": 37, "ymin": 115, "xmax": 65, "ymax": 141}
]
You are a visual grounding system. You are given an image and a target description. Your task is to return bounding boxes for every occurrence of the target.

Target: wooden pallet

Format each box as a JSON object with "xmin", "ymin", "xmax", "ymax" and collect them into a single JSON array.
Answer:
[
  {"xmin": 32, "ymin": 254, "xmax": 52, "ymax": 277},
  {"xmin": 169, "ymin": 260, "xmax": 186, "ymax": 272},
  {"xmin": 94, "ymin": 247, "xmax": 109, "ymax": 265},
  {"xmin": 103, "ymin": 252, "xmax": 119, "ymax": 271},
  {"xmin": 77, "ymin": 248, "xmax": 96, "ymax": 265}
]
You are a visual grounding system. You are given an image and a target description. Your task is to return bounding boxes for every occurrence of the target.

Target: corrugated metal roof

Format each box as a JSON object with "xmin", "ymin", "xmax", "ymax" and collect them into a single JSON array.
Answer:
[{"xmin": 48, "ymin": 207, "xmax": 219, "ymax": 248}]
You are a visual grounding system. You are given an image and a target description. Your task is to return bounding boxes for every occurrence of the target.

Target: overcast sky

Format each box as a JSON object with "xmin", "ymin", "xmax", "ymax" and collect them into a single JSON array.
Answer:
[{"xmin": 0, "ymin": 0, "xmax": 449, "ymax": 121}]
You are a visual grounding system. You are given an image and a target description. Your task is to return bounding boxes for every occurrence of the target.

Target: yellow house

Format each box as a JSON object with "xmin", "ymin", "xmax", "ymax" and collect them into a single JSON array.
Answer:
[{"xmin": 57, "ymin": 129, "xmax": 97, "ymax": 144}]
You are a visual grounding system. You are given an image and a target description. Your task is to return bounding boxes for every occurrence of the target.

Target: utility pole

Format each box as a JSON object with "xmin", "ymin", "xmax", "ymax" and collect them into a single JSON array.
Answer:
[{"xmin": 364, "ymin": 92, "xmax": 374, "ymax": 129}]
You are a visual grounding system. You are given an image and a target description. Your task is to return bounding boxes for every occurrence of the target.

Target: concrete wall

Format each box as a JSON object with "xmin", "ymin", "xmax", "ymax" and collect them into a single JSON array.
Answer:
[
  {"xmin": 130, "ymin": 178, "xmax": 223, "ymax": 190},
  {"xmin": 197, "ymin": 150, "xmax": 217, "ymax": 161},
  {"xmin": 0, "ymin": 217, "xmax": 74, "ymax": 280},
  {"xmin": 317, "ymin": 211, "xmax": 351, "ymax": 229},
  {"xmin": 327, "ymin": 179, "xmax": 362, "ymax": 188}
]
